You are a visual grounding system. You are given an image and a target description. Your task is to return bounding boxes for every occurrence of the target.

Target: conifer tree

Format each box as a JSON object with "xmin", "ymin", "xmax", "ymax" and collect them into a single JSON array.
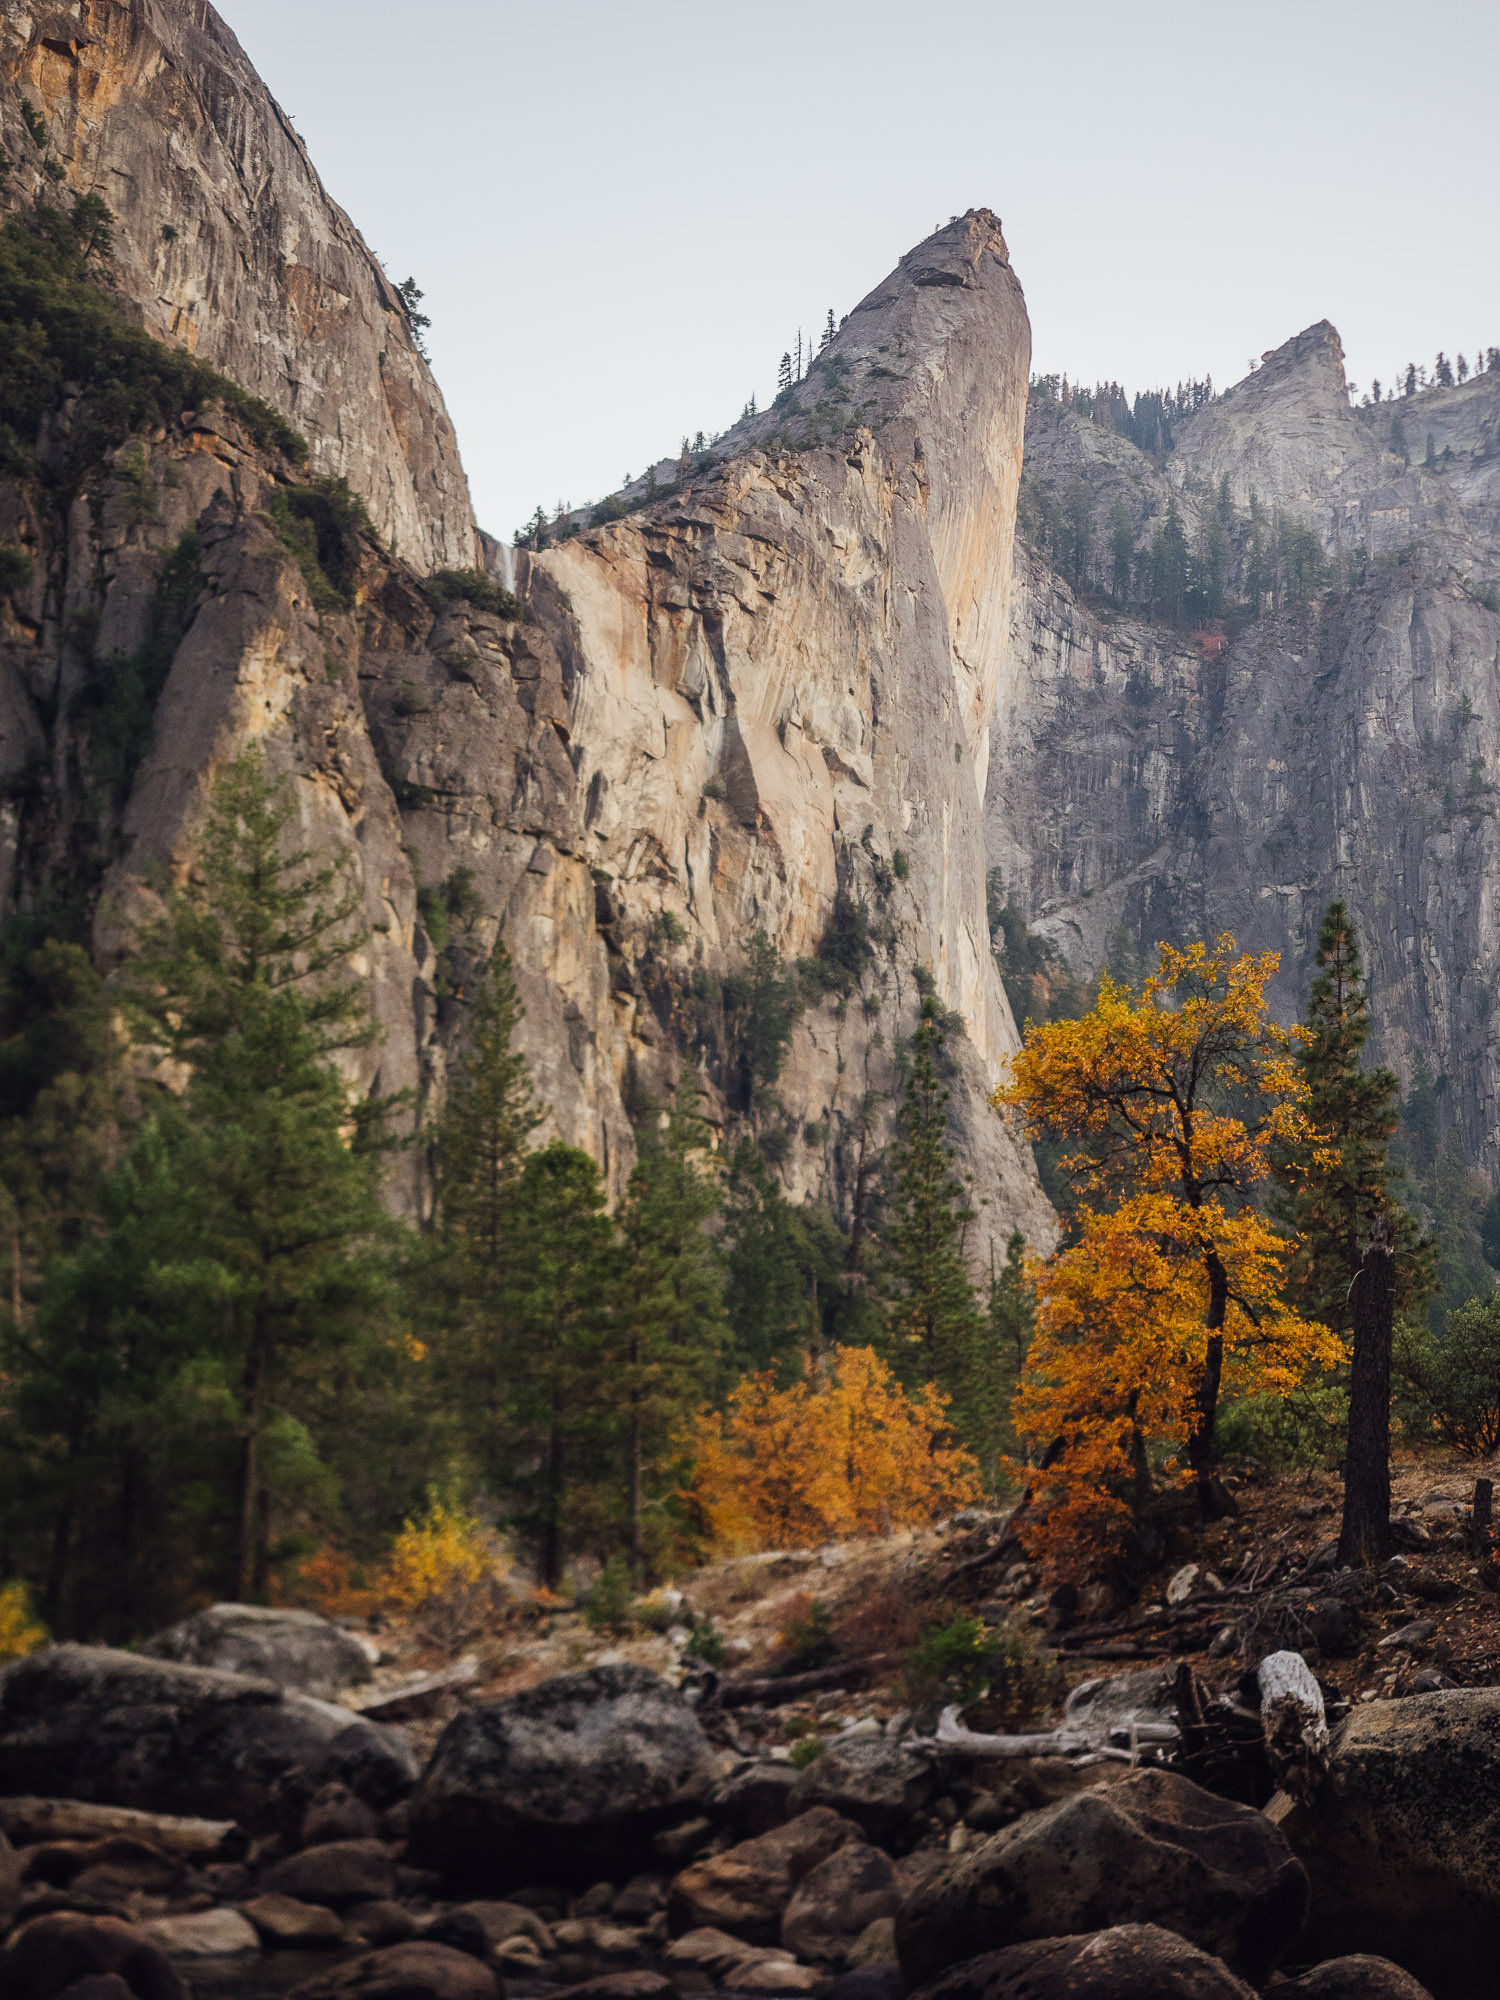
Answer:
[
  {"xmin": 778, "ymin": 352, "xmax": 793, "ymax": 395},
  {"xmin": 122, "ymin": 747, "xmax": 389, "ymax": 1600},
  {"xmin": 434, "ymin": 940, "xmax": 539, "ymax": 1266},
  {"xmin": 821, "ymin": 308, "xmax": 836, "ymax": 351},
  {"xmin": 615, "ymin": 1073, "xmax": 726, "ymax": 1572},
  {"xmin": 1278, "ymin": 901, "xmax": 1431, "ymax": 1565},
  {"xmin": 1109, "ymin": 502, "xmax": 1134, "ymax": 602},
  {"xmin": 886, "ymin": 997, "xmax": 988, "ymax": 1448}
]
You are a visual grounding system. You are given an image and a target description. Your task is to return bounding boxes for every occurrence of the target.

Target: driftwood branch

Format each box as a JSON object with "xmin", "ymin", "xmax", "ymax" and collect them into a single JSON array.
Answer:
[
  {"xmin": 0, "ymin": 1796, "xmax": 241, "ymax": 1857},
  {"xmin": 1257, "ymin": 1648, "xmax": 1330, "ymax": 1804},
  {"xmin": 713, "ymin": 1652, "xmax": 898, "ymax": 1709}
]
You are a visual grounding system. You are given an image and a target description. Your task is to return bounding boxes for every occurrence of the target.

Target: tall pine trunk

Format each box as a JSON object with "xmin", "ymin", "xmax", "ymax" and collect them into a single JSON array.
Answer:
[
  {"xmin": 232, "ymin": 1326, "xmax": 267, "ymax": 1601},
  {"xmin": 1339, "ymin": 1216, "xmax": 1395, "ymax": 1568}
]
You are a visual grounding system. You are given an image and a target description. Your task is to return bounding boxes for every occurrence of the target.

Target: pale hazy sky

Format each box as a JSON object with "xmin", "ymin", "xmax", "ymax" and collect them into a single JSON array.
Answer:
[{"xmin": 225, "ymin": 0, "xmax": 1499, "ymax": 544}]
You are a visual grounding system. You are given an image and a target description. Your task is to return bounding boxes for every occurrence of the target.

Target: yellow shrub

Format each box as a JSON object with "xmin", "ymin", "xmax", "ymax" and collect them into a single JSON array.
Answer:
[
  {"xmin": 0, "ymin": 1579, "xmax": 47, "ymax": 1663},
  {"xmin": 690, "ymin": 1346, "xmax": 981, "ymax": 1553},
  {"xmin": 381, "ymin": 1495, "xmax": 490, "ymax": 1614}
]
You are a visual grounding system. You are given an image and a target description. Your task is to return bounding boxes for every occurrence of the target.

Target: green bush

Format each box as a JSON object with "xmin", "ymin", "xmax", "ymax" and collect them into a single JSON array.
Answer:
[
  {"xmin": 788, "ymin": 1736, "xmax": 825, "ymax": 1769},
  {"xmin": 0, "ymin": 205, "xmax": 304, "ymax": 485},
  {"xmin": 584, "ymin": 1555, "xmax": 636, "ymax": 1634},
  {"xmin": 1215, "ymin": 1384, "xmax": 1347, "ymax": 1470},
  {"xmin": 802, "ymin": 892, "xmax": 873, "ymax": 998},
  {"xmin": 268, "ymin": 476, "xmax": 371, "ymax": 610},
  {"xmin": 685, "ymin": 1612, "xmax": 726, "ymax": 1666},
  {"xmin": 903, "ymin": 1611, "xmax": 1053, "ymax": 1724},
  {"xmin": 1395, "ymin": 1297, "xmax": 1500, "ymax": 1455},
  {"xmin": 72, "ymin": 529, "xmax": 200, "ymax": 812},
  {"xmin": 779, "ymin": 1597, "xmax": 834, "ymax": 1669},
  {"xmin": 589, "ymin": 495, "xmax": 632, "ymax": 526},
  {"xmin": 425, "ymin": 568, "xmax": 523, "ymax": 619},
  {"xmin": 0, "ymin": 546, "xmax": 33, "ymax": 596}
]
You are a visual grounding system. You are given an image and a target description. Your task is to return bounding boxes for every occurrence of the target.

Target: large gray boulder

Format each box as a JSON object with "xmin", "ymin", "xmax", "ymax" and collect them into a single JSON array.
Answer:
[
  {"xmin": 141, "ymin": 1604, "xmax": 373, "ymax": 1697},
  {"xmin": 896, "ymin": 1769, "xmax": 1306, "ymax": 1987},
  {"xmin": 1271, "ymin": 1688, "xmax": 1500, "ymax": 1995},
  {"xmin": 781, "ymin": 1839, "xmax": 899, "ymax": 1965},
  {"xmin": 908, "ymin": 1926, "xmax": 1257, "ymax": 2000},
  {"xmin": 0, "ymin": 1646, "xmax": 413, "ymax": 1828},
  {"xmin": 0, "ymin": 1911, "xmax": 191, "ymax": 2000},
  {"xmin": 1270, "ymin": 1959, "xmax": 1434, "ymax": 2000},
  {"xmin": 408, "ymin": 1665, "xmax": 720, "ymax": 1884},
  {"xmin": 669, "ymin": 1808, "xmax": 859, "ymax": 1943}
]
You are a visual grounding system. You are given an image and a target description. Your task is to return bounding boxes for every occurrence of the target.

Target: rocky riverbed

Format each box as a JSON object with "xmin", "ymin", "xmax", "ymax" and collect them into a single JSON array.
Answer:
[{"xmin": 3, "ymin": 1545, "xmax": 1499, "ymax": 2000}]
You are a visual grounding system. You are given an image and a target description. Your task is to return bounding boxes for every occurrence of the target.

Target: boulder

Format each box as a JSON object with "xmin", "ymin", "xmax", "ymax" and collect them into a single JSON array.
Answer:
[
  {"xmin": 907, "ymin": 1925, "xmax": 1256, "ymax": 1999},
  {"xmin": 669, "ymin": 1807, "xmax": 860, "ymax": 1944},
  {"xmin": 264, "ymin": 1838, "xmax": 396, "ymax": 1907},
  {"xmin": 288, "ymin": 1942, "xmax": 498, "ymax": 2000},
  {"xmin": 303, "ymin": 1782, "xmax": 380, "ymax": 1847},
  {"xmin": 666, "ymin": 1928, "xmax": 792, "ymax": 1980},
  {"xmin": 781, "ymin": 1841, "xmax": 899, "ymax": 1966},
  {"xmin": 53, "ymin": 1978, "xmax": 139, "ymax": 2000},
  {"xmin": 0, "ymin": 1646, "xmax": 409, "ymax": 1828},
  {"xmin": 735, "ymin": 1964, "xmax": 821, "ymax": 1993},
  {"xmin": 139, "ymin": 1909, "xmax": 260, "ymax": 1957},
  {"xmin": 1270, "ymin": 1959, "xmax": 1434, "ymax": 1999},
  {"xmin": 344, "ymin": 1902, "xmax": 418, "ymax": 1946},
  {"xmin": 140, "ymin": 1605, "xmax": 372, "ymax": 1697},
  {"xmin": 823, "ymin": 1969, "xmax": 908, "ymax": 2000},
  {"xmin": 1, "ymin": 1913, "xmax": 191, "ymax": 2000},
  {"xmin": 1270, "ymin": 1688, "xmax": 1500, "ymax": 1994},
  {"xmin": 710, "ymin": 1763, "xmax": 801, "ymax": 1836},
  {"xmin": 2, "ymin": 1825, "xmax": 22, "ymax": 1931},
  {"xmin": 408, "ymin": 1666, "xmax": 719, "ymax": 1884},
  {"xmin": 243, "ymin": 1893, "xmax": 346, "ymax": 1947},
  {"xmin": 896, "ymin": 1769, "xmax": 1306, "ymax": 1986},
  {"xmin": 432, "ymin": 1901, "xmax": 554, "ymax": 1954},
  {"xmin": 788, "ymin": 1736, "xmax": 936, "ymax": 1845},
  {"xmin": 550, "ymin": 1978, "xmax": 678, "ymax": 2000}
]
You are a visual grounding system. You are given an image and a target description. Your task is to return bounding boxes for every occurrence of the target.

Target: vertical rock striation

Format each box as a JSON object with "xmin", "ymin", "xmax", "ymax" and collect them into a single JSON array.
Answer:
[{"xmin": 1, "ymin": 0, "xmax": 478, "ymax": 571}]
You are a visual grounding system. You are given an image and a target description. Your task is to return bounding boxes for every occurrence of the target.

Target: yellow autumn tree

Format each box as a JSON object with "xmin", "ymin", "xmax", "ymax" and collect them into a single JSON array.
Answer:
[
  {"xmin": 998, "ymin": 937, "xmax": 1342, "ymax": 1558},
  {"xmin": 690, "ymin": 1345, "xmax": 981, "ymax": 1551}
]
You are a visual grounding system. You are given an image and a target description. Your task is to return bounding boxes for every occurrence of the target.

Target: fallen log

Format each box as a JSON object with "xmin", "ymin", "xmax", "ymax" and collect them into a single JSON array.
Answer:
[
  {"xmin": 0, "ymin": 1796, "xmax": 241, "ymax": 1858},
  {"xmin": 1256, "ymin": 1648, "xmax": 1329, "ymax": 1805},
  {"xmin": 929, "ymin": 1705, "xmax": 1172, "ymax": 1762},
  {"xmin": 713, "ymin": 1652, "xmax": 898, "ymax": 1709},
  {"xmin": 353, "ymin": 1656, "xmax": 478, "ymax": 1720}
]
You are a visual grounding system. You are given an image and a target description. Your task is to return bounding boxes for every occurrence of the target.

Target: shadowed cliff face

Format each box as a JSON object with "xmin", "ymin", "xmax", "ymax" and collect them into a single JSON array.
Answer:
[
  {"xmin": 0, "ymin": 0, "xmax": 1051, "ymax": 1263},
  {"xmin": 0, "ymin": 0, "xmax": 478, "ymax": 572},
  {"xmin": 987, "ymin": 329, "xmax": 1500, "ymax": 1174}
]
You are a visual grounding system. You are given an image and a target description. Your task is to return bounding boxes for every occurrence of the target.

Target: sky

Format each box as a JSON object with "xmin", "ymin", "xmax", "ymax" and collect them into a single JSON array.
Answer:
[{"xmin": 225, "ymin": 0, "xmax": 1500, "ymax": 544}]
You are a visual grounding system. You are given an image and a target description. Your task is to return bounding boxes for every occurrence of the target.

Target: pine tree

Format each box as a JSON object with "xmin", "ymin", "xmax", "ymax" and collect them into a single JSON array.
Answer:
[
  {"xmin": 614, "ymin": 1073, "xmax": 726, "ymax": 1572},
  {"xmin": 885, "ymin": 997, "xmax": 987, "ymax": 1448},
  {"xmin": 122, "ymin": 747, "xmax": 389, "ymax": 1600},
  {"xmin": 434, "ymin": 941, "xmax": 539, "ymax": 1266},
  {"xmin": 1150, "ymin": 499, "xmax": 1189, "ymax": 623},
  {"xmin": 501, "ymin": 1145, "xmax": 615, "ymax": 1586},
  {"xmin": 1109, "ymin": 502, "xmax": 1134, "ymax": 601},
  {"xmin": 820, "ymin": 309, "xmax": 836, "ymax": 352},
  {"xmin": 777, "ymin": 352, "xmax": 793, "ymax": 395},
  {"xmin": 1278, "ymin": 901, "xmax": 1432, "ymax": 1565}
]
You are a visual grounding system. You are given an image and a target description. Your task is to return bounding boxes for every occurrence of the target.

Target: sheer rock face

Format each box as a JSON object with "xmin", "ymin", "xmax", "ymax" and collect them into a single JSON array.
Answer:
[
  {"xmin": 0, "ymin": 0, "xmax": 478, "ymax": 572},
  {"xmin": 987, "ymin": 331, "xmax": 1500, "ymax": 1174},
  {"xmin": 0, "ymin": 0, "xmax": 1049, "ymax": 1255}
]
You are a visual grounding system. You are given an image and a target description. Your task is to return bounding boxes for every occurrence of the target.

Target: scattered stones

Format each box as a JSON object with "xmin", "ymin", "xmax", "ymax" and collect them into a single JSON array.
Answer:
[
  {"xmin": 736, "ymin": 1961, "xmax": 822, "ymax": 1992},
  {"xmin": 666, "ymin": 1927, "xmax": 790, "ymax": 1979},
  {"xmin": 710, "ymin": 1764, "xmax": 800, "ymax": 1836},
  {"xmin": 409, "ymin": 1666, "xmax": 718, "ymax": 1884},
  {"xmin": 243, "ymin": 1892, "xmax": 346, "ymax": 1947},
  {"xmin": 140, "ymin": 1605, "xmax": 373, "ymax": 1697},
  {"xmin": 1166, "ymin": 1564, "xmax": 1201, "ymax": 1605},
  {"xmin": 780, "ymin": 1841, "xmax": 898, "ymax": 1965},
  {"xmin": 343, "ymin": 1901, "xmax": 419, "ymax": 1947},
  {"xmin": 787, "ymin": 1737, "xmax": 936, "ymax": 1844},
  {"xmin": 1272, "ymin": 1687, "xmax": 1500, "ymax": 1992},
  {"xmin": 896, "ymin": 1769, "xmax": 1307, "ymax": 1986},
  {"xmin": 264, "ymin": 1838, "xmax": 397, "ymax": 1908},
  {"xmin": 139, "ymin": 1908, "xmax": 261, "ymax": 1957},
  {"xmin": 669, "ymin": 1808, "xmax": 860, "ymax": 1943},
  {"xmin": 302, "ymin": 1783, "xmax": 380, "ymax": 1847},
  {"xmin": 0, "ymin": 1913, "xmax": 191, "ymax": 2000},
  {"xmin": 549, "ymin": 1976, "xmax": 677, "ymax": 2000},
  {"xmin": 288, "ymin": 1941, "xmax": 498, "ymax": 2000},
  {"xmin": 1376, "ymin": 1621, "xmax": 1436, "ymax": 1652}
]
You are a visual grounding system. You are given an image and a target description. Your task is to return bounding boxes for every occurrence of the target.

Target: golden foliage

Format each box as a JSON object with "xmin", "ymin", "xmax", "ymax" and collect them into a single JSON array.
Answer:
[
  {"xmin": 998, "ymin": 938, "xmax": 1342, "ymax": 1562},
  {"xmin": 381, "ymin": 1495, "xmax": 489, "ymax": 1615},
  {"xmin": 690, "ymin": 1345, "xmax": 982, "ymax": 1552},
  {"xmin": 0, "ymin": 1578, "xmax": 47, "ymax": 1662}
]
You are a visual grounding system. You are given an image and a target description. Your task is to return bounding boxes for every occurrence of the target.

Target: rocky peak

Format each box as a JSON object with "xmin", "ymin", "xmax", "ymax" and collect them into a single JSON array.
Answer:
[{"xmin": 0, "ymin": 0, "xmax": 478, "ymax": 572}]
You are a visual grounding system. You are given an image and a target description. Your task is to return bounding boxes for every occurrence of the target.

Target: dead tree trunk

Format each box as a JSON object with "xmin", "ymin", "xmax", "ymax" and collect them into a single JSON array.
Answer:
[{"xmin": 1339, "ymin": 1214, "xmax": 1396, "ymax": 1570}]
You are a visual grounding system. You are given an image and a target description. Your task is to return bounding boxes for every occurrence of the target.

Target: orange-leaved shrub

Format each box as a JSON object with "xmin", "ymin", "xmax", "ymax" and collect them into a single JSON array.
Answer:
[{"xmin": 689, "ymin": 1344, "xmax": 981, "ymax": 1552}]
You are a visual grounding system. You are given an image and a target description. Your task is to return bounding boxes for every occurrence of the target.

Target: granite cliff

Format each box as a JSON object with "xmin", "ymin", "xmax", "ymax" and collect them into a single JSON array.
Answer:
[
  {"xmin": 0, "ymin": 6, "xmax": 1052, "ymax": 1253},
  {"xmin": 986, "ymin": 324, "xmax": 1500, "ymax": 1176}
]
